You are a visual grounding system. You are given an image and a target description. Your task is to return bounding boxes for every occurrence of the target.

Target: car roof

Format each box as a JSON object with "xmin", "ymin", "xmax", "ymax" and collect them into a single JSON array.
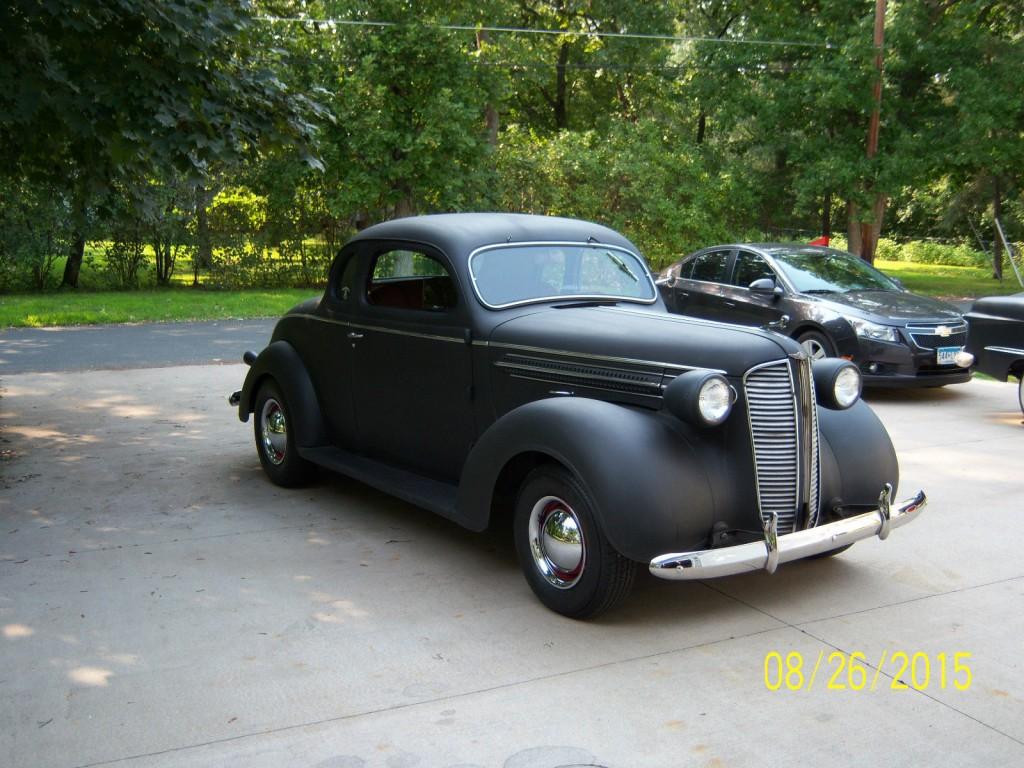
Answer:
[
  {"xmin": 349, "ymin": 213, "xmax": 639, "ymax": 259},
  {"xmin": 679, "ymin": 243, "xmax": 847, "ymax": 262}
]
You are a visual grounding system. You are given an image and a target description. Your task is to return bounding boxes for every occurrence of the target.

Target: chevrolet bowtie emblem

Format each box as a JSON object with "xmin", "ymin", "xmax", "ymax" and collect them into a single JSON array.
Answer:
[{"xmin": 936, "ymin": 325, "xmax": 952, "ymax": 337}]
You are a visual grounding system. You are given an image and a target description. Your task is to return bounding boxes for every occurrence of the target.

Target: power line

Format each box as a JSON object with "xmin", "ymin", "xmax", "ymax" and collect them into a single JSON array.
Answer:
[{"xmin": 256, "ymin": 16, "xmax": 834, "ymax": 49}]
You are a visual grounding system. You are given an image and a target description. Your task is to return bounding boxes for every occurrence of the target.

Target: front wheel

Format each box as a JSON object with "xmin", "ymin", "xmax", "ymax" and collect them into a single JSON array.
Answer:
[
  {"xmin": 796, "ymin": 329, "xmax": 835, "ymax": 361},
  {"xmin": 253, "ymin": 380, "xmax": 315, "ymax": 487},
  {"xmin": 513, "ymin": 465, "xmax": 635, "ymax": 619}
]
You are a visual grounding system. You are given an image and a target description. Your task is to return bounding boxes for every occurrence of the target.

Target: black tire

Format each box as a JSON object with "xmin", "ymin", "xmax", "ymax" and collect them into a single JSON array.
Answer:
[
  {"xmin": 1018, "ymin": 375, "xmax": 1023, "ymax": 417},
  {"xmin": 253, "ymin": 380, "xmax": 315, "ymax": 487},
  {"xmin": 795, "ymin": 329, "xmax": 836, "ymax": 361},
  {"xmin": 513, "ymin": 465, "xmax": 635, "ymax": 619}
]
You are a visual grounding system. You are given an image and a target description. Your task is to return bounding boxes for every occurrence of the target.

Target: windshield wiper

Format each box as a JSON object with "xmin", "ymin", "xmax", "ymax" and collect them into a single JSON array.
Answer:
[
  {"xmin": 803, "ymin": 289, "xmax": 838, "ymax": 294},
  {"xmin": 605, "ymin": 251, "xmax": 639, "ymax": 282}
]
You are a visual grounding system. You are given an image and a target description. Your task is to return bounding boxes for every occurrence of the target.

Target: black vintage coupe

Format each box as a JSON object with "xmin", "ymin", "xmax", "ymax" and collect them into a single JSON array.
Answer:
[
  {"xmin": 657, "ymin": 244, "xmax": 974, "ymax": 387},
  {"xmin": 965, "ymin": 293, "xmax": 1024, "ymax": 415},
  {"xmin": 231, "ymin": 214, "xmax": 925, "ymax": 618}
]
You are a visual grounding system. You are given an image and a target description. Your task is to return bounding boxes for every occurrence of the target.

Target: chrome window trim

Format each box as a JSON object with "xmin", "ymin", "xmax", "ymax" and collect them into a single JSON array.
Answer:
[{"xmin": 467, "ymin": 241, "xmax": 658, "ymax": 310}]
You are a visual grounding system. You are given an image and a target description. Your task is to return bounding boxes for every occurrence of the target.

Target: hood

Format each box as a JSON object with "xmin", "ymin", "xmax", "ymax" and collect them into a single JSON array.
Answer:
[
  {"xmin": 818, "ymin": 290, "xmax": 962, "ymax": 323},
  {"xmin": 488, "ymin": 305, "xmax": 797, "ymax": 376}
]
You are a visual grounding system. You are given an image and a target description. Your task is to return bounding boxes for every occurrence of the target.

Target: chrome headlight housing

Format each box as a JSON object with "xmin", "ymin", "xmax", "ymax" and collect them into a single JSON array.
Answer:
[
  {"xmin": 847, "ymin": 316, "xmax": 899, "ymax": 343},
  {"xmin": 811, "ymin": 359, "xmax": 862, "ymax": 410},
  {"xmin": 663, "ymin": 370, "xmax": 736, "ymax": 427}
]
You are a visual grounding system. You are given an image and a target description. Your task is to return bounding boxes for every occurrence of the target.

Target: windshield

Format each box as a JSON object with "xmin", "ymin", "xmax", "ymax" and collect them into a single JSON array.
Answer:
[
  {"xmin": 771, "ymin": 248, "xmax": 900, "ymax": 293},
  {"xmin": 469, "ymin": 243, "xmax": 657, "ymax": 308}
]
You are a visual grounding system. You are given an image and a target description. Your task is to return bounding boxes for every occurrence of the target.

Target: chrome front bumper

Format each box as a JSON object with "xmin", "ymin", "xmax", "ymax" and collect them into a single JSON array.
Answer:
[{"xmin": 649, "ymin": 485, "xmax": 926, "ymax": 580}]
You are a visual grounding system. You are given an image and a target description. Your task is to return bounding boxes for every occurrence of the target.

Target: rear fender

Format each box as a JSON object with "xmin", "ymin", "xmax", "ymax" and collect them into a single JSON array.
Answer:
[{"xmin": 238, "ymin": 341, "xmax": 328, "ymax": 449}]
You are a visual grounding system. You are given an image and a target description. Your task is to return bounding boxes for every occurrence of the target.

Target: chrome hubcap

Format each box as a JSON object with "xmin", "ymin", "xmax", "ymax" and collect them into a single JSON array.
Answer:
[
  {"xmin": 528, "ymin": 496, "xmax": 585, "ymax": 589},
  {"xmin": 801, "ymin": 338, "xmax": 828, "ymax": 360},
  {"xmin": 260, "ymin": 398, "xmax": 287, "ymax": 465}
]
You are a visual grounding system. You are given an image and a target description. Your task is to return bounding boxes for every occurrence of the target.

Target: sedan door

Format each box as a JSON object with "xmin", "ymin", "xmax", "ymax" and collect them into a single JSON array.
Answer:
[
  {"xmin": 348, "ymin": 243, "xmax": 476, "ymax": 481},
  {"xmin": 721, "ymin": 250, "xmax": 790, "ymax": 330},
  {"xmin": 670, "ymin": 249, "xmax": 735, "ymax": 320}
]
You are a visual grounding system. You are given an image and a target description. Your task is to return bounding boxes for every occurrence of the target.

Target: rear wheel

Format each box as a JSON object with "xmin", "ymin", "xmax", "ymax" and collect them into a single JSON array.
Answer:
[
  {"xmin": 513, "ymin": 465, "xmax": 635, "ymax": 619},
  {"xmin": 253, "ymin": 380, "xmax": 315, "ymax": 487},
  {"xmin": 796, "ymin": 330, "xmax": 835, "ymax": 360}
]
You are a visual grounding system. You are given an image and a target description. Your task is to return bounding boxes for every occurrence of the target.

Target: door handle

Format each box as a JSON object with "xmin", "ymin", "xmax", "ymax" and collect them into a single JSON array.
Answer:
[
  {"xmin": 346, "ymin": 331, "xmax": 364, "ymax": 340},
  {"xmin": 723, "ymin": 300, "xmax": 736, "ymax": 308}
]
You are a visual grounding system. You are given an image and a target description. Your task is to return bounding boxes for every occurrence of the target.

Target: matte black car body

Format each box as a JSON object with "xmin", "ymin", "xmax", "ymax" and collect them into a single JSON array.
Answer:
[
  {"xmin": 965, "ymin": 292, "xmax": 1024, "ymax": 415},
  {"xmin": 658, "ymin": 244, "xmax": 971, "ymax": 387},
  {"xmin": 233, "ymin": 214, "xmax": 923, "ymax": 617}
]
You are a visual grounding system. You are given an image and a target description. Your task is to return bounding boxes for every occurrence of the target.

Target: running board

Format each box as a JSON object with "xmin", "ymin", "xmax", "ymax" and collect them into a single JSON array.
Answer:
[{"xmin": 298, "ymin": 445, "xmax": 460, "ymax": 522}]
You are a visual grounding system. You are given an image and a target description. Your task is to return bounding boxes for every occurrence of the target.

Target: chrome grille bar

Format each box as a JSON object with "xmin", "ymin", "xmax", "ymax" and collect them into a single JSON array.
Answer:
[{"xmin": 743, "ymin": 361, "xmax": 800, "ymax": 534}]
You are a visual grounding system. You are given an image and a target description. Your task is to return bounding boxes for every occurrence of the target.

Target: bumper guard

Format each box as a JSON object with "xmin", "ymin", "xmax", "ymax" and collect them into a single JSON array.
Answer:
[{"xmin": 649, "ymin": 484, "xmax": 926, "ymax": 580}]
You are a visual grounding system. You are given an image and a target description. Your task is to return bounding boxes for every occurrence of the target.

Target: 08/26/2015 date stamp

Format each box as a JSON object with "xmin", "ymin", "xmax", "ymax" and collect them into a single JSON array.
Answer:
[{"xmin": 764, "ymin": 651, "xmax": 972, "ymax": 692}]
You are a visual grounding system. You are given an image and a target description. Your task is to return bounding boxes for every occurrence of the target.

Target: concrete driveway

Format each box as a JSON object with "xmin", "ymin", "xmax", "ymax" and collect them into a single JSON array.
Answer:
[{"xmin": 1, "ymin": 357, "xmax": 1022, "ymax": 767}]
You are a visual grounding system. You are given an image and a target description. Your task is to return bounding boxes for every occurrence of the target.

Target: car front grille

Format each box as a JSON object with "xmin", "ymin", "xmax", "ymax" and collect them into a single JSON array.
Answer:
[
  {"xmin": 743, "ymin": 358, "xmax": 820, "ymax": 535},
  {"xmin": 906, "ymin": 323, "xmax": 968, "ymax": 351}
]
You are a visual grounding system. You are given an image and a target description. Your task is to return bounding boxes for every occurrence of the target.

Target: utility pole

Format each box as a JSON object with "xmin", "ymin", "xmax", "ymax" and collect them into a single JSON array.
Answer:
[{"xmin": 860, "ymin": 0, "xmax": 887, "ymax": 264}]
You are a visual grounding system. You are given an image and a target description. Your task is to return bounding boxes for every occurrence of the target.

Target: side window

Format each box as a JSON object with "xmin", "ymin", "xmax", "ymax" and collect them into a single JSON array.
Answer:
[
  {"xmin": 333, "ymin": 253, "xmax": 359, "ymax": 302},
  {"xmin": 732, "ymin": 251, "xmax": 775, "ymax": 288},
  {"xmin": 366, "ymin": 249, "xmax": 456, "ymax": 311},
  {"xmin": 689, "ymin": 250, "xmax": 731, "ymax": 284}
]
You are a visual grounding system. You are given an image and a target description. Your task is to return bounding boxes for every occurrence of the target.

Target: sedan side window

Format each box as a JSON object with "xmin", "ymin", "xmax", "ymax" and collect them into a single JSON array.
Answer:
[
  {"xmin": 367, "ymin": 249, "xmax": 457, "ymax": 311},
  {"xmin": 689, "ymin": 251, "xmax": 731, "ymax": 284},
  {"xmin": 732, "ymin": 251, "xmax": 776, "ymax": 288}
]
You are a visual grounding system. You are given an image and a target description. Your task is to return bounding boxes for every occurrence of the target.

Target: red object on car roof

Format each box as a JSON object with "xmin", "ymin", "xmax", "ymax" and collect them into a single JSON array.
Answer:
[{"xmin": 808, "ymin": 236, "xmax": 830, "ymax": 246}]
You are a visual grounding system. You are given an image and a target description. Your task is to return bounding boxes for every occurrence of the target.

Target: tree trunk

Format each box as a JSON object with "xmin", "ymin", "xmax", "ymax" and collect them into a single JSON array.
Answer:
[
  {"xmin": 194, "ymin": 185, "xmax": 212, "ymax": 284},
  {"xmin": 846, "ymin": 200, "xmax": 862, "ymax": 255},
  {"xmin": 858, "ymin": 194, "xmax": 887, "ymax": 265},
  {"xmin": 476, "ymin": 30, "xmax": 500, "ymax": 146},
  {"xmin": 554, "ymin": 42, "xmax": 570, "ymax": 130},
  {"xmin": 821, "ymin": 189, "xmax": 832, "ymax": 238},
  {"xmin": 60, "ymin": 191, "xmax": 88, "ymax": 288},
  {"xmin": 992, "ymin": 176, "xmax": 1003, "ymax": 280},
  {"xmin": 696, "ymin": 112, "xmax": 707, "ymax": 145}
]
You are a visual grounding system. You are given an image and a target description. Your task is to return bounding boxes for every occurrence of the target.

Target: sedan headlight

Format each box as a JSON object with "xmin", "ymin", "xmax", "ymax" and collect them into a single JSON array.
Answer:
[
  {"xmin": 847, "ymin": 316, "xmax": 899, "ymax": 343},
  {"xmin": 664, "ymin": 370, "xmax": 735, "ymax": 427},
  {"xmin": 811, "ymin": 359, "xmax": 862, "ymax": 410}
]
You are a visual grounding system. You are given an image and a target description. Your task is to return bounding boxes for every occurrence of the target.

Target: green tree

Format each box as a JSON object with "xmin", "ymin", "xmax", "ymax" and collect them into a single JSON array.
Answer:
[{"xmin": 0, "ymin": 0, "xmax": 327, "ymax": 287}]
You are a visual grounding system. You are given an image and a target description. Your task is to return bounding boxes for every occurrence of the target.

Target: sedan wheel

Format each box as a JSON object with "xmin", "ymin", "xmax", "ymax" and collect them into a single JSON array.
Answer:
[
  {"xmin": 1018, "ymin": 375, "xmax": 1023, "ymax": 417},
  {"xmin": 796, "ymin": 330, "xmax": 835, "ymax": 361},
  {"xmin": 514, "ymin": 465, "xmax": 635, "ymax": 618}
]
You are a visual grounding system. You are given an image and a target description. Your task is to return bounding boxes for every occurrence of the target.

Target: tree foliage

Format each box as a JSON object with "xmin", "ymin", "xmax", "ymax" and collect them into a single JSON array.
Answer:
[{"xmin": 0, "ymin": 0, "xmax": 1021, "ymax": 289}]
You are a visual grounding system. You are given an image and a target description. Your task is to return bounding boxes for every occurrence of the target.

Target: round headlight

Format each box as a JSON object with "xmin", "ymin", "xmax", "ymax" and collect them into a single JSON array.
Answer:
[
  {"xmin": 663, "ymin": 370, "xmax": 734, "ymax": 427},
  {"xmin": 698, "ymin": 376, "xmax": 733, "ymax": 425},
  {"xmin": 811, "ymin": 358, "xmax": 862, "ymax": 410},
  {"xmin": 834, "ymin": 366, "xmax": 862, "ymax": 408}
]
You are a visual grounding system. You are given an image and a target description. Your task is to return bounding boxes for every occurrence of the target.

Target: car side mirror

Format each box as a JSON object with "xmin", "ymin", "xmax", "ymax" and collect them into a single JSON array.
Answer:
[{"xmin": 749, "ymin": 277, "xmax": 783, "ymax": 297}]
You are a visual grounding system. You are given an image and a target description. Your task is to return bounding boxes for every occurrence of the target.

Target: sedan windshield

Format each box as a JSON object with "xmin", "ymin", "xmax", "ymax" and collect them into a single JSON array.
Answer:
[
  {"xmin": 469, "ymin": 243, "xmax": 657, "ymax": 308},
  {"xmin": 771, "ymin": 248, "xmax": 900, "ymax": 293}
]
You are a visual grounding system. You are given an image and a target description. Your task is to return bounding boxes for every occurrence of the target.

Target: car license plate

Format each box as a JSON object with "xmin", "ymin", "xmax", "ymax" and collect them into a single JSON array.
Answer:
[{"xmin": 936, "ymin": 346, "xmax": 962, "ymax": 365}]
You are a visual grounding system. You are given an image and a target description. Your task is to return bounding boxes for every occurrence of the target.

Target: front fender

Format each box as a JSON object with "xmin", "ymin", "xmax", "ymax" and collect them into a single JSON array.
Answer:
[
  {"xmin": 817, "ymin": 399, "xmax": 899, "ymax": 511},
  {"xmin": 237, "ymin": 340, "xmax": 329, "ymax": 449},
  {"xmin": 456, "ymin": 398, "xmax": 721, "ymax": 562}
]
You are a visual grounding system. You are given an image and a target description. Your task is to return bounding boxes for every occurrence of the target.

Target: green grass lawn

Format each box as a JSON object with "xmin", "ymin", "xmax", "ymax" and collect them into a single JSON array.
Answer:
[
  {"xmin": 875, "ymin": 260, "xmax": 1022, "ymax": 300},
  {"xmin": 0, "ymin": 288, "xmax": 317, "ymax": 328},
  {"xmin": 0, "ymin": 260, "xmax": 1019, "ymax": 328}
]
